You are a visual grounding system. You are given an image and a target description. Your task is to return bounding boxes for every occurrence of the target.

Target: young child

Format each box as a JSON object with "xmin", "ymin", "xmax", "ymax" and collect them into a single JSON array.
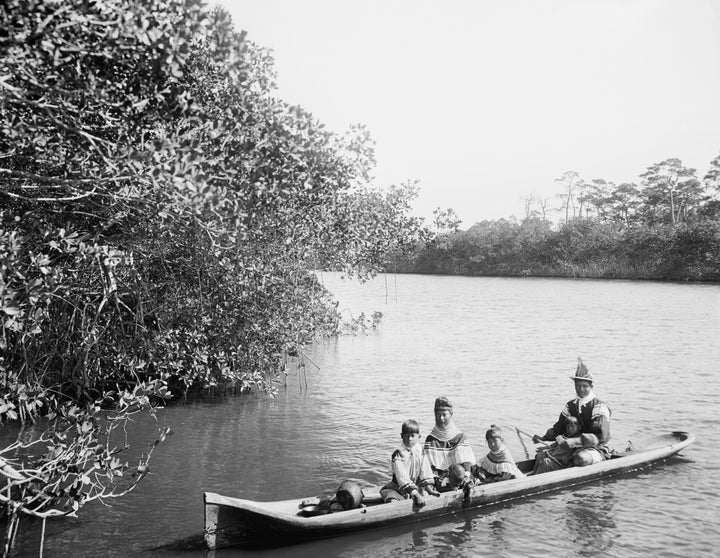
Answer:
[
  {"xmin": 447, "ymin": 463, "xmax": 477, "ymax": 492},
  {"xmin": 532, "ymin": 416, "xmax": 590, "ymax": 474},
  {"xmin": 474, "ymin": 425, "xmax": 526, "ymax": 483},
  {"xmin": 380, "ymin": 419, "xmax": 439, "ymax": 506}
]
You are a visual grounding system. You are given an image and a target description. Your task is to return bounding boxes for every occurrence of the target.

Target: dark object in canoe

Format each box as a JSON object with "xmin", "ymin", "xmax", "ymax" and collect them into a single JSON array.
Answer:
[{"xmin": 203, "ymin": 430, "xmax": 694, "ymax": 550}]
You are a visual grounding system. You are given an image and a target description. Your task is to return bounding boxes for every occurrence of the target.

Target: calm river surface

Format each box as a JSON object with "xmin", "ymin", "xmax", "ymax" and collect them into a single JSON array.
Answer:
[{"xmin": 9, "ymin": 273, "xmax": 720, "ymax": 557}]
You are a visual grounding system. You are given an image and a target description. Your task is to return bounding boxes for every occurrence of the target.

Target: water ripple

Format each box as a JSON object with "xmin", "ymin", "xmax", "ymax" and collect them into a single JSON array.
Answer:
[{"xmin": 10, "ymin": 274, "xmax": 719, "ymax": 557}]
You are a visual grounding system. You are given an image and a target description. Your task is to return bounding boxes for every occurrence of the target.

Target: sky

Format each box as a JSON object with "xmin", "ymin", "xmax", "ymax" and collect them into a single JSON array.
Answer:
[{"xmin": 215, "ymin": 0, "xmax": 720, "ymax": 227}]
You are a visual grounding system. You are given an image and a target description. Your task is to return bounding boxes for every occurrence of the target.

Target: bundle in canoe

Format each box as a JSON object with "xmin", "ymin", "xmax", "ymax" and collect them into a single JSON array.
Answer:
[{"xmin": 203, "ymin": 431, "xmax": 694, "ymax": 550}]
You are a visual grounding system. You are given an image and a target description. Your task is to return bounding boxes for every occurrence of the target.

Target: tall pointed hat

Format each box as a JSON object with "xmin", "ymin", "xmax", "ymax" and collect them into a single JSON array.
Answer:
[{"xmin": 570, "ymin": 357, "xmax": 594, "ymax": 383}]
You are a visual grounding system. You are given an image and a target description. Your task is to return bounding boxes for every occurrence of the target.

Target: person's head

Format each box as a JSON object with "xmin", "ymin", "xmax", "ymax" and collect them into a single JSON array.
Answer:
[
  {"xmin": 401, "ymin": 419, "xmax": 421, "ymax": 447},
  {"xmin": 485, "ymin": 424, "xmax": 504, "ymax": 452},
  {"xmin": 434, "ymin": 396, "xmax": 453, "ymax": 428},
  {"xmin": 574, "ymin": 379, "xmax": 593, "ymax": 399},
  {"xmin": 571, "ymin": 358, "xmax": 594, "ymax": 398},
  {"xmin": 565, "ymin": 416, "xmax": 580, "ymax": 436},
  {"xmin": 448, "ymin": 463, "xmax": 466, "ymax": 488}
]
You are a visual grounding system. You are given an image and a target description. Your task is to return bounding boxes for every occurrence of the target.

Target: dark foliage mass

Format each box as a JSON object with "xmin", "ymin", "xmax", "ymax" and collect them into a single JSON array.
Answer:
[{"xmin": 0, "ymin": 0, "xmax": 421, "ymax": 543}]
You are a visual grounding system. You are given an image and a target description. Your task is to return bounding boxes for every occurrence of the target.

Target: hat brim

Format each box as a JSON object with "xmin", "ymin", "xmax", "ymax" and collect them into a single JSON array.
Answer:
[{"xmin": 570, "ymin": 376, "xmax": 593, "ymax": 383}]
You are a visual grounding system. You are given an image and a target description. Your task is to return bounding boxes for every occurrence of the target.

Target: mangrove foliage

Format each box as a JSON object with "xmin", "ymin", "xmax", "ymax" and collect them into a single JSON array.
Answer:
[{"xmin": 0, "ymin": 0, "xmax": 421, "ymax": 549}]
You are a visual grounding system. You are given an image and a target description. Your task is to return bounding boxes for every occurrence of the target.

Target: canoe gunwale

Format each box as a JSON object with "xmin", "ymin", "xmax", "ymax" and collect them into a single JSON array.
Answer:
[{"xmin": 204, "ymin": 430, "xmax": 694, "ymax": 549}]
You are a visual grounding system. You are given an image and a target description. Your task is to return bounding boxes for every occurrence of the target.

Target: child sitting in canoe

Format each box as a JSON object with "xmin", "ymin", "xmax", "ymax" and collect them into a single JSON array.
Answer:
[
  {"xmin": 380, "ymin": 419, "xmax": 440, "ymax": 506},
  {"xmin": 532, "ymin": 416, "xmax": 593, "ymax": 474},
  {"xmin": 474, "ymin": 425, "xmax": 525, "ymax": 483},
  {"xmin": 448, "ymin": 463, "xmax": 478, "ymax": 492}
]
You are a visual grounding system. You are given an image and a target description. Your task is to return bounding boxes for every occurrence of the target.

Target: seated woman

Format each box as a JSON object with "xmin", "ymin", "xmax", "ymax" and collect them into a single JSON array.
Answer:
[
  {"xmin": 423, "ymin": 397, "xmax": 477, "ymax": 492},
  {"xmin": 474, "ymin": 425, "xmax": 525, "ymax": 483},
  {"xmin": 532, "ymin": 416, "xmax": 592, "ymax": 474}
]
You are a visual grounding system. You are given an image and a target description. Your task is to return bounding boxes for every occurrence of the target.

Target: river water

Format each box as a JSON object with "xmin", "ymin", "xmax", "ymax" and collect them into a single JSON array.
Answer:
[{"xmin": 8, "ymin": 273, "xmax": 720, "ymax": 557}]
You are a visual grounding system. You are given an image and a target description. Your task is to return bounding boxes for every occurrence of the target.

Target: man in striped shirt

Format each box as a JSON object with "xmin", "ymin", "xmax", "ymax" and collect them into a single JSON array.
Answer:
[{"xmin": 532, "ymin": 358, "xmax": 612, "ymax": 466}]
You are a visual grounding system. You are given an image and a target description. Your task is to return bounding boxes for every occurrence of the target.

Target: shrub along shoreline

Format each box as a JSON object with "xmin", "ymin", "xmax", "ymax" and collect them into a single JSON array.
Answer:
[
  {"xmin": 390, "ymin": 219, "xmax": 720, "ymax": 283},
  {"xmin": 0, "ymin": 2, "xmax": 420, "ymax": 550}
]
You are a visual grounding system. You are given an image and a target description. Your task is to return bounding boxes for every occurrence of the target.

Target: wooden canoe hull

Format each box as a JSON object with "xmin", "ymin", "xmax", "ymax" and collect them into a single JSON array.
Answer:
[{"xmin": 204, "ymin": 430, "xmax": 694, "ymax": 549}]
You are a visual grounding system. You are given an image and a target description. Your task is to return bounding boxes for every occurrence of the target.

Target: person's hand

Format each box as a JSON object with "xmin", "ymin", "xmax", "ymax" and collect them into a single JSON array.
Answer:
[
  {"xmin": 532, "ymin": 434, "xmax": 543, "ymax": 444},
  {"xmin": 566, "ymin": 437, "xmax": 583, "ymax": 448},
  {"xmin": 460, "ymin": 471, "xmax": 474, "ymax": 489},
  {"xmin": 424, "ymin": 485, "xmax": 440, "ymax": 497},
  {"xmin": 411, "ymin": 490, "xmax": 425, "ymax": 507}
]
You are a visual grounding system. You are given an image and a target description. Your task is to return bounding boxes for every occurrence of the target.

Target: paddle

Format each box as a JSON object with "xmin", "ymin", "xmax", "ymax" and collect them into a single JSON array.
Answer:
[
  {"xmin": 513, "ymin": 426, "xmax": 535, "ymax": 440},
  {"xmin": 515, "ymin": 426, "xmax": 552, "ymax": 445},
  {"xmin": 511, "ymin": 426, "xmax": 553, "ymax": 459},
  {"xmin": 513, "ymin": 426, "xmax": 533, "ymax": 460}
]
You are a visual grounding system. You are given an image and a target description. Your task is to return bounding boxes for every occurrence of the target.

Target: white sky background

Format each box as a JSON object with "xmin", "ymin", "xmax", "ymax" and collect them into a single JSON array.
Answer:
[{"xmin": 216, "ymin": 0, "xmax": 720, "ymax": 227}]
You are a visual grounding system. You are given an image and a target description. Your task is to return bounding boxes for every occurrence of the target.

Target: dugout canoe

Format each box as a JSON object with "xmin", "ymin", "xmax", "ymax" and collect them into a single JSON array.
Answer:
[{"xmin": 203, "ymin": 430, "xmax": 694, "ymax": 549}]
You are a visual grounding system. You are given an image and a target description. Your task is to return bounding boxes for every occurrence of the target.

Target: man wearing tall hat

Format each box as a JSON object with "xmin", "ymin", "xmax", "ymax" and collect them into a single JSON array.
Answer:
[{"xmin": 532, "ymin": 358, "xmax": 612, "ymax": 466}]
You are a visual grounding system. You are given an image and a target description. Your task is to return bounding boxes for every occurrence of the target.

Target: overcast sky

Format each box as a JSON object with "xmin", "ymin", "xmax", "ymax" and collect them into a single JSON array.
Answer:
[{"xmin": 216, "ymin": 0, "xmax": 720, "ymax": 226}]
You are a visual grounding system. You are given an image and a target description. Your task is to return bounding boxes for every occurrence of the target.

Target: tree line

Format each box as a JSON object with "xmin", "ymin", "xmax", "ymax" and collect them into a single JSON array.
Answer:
[
  {"xmin": 542, "ymin": 157, "xmax": 720, "ymax": 225},
  {"xmin": 393, "ymin": 156, "xmax": 720, "ymax": 281}
]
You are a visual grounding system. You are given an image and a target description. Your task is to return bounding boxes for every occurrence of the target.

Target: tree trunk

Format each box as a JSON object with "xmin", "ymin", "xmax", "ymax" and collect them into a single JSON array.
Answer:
[{"xmin": 669, "ymin": 188, "xmax": 677, "ymax": 225}]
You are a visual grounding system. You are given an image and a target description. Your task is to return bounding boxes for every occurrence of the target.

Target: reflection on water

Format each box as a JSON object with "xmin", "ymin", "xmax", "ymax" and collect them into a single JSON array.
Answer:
[
  {"xmin": 411, "ymin": 528, "xmax": 429, "ymax": 551},
  {"xmin": 430, "ymin": 516, "xmax": 475, "ymax": 556},
  {"xmin": 488, "ymin": 517, "xmax": 510, "ymax": 554},
  {"xmin": 565, "ymin": 489, "xmax": 617, "ymax": 556}
]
